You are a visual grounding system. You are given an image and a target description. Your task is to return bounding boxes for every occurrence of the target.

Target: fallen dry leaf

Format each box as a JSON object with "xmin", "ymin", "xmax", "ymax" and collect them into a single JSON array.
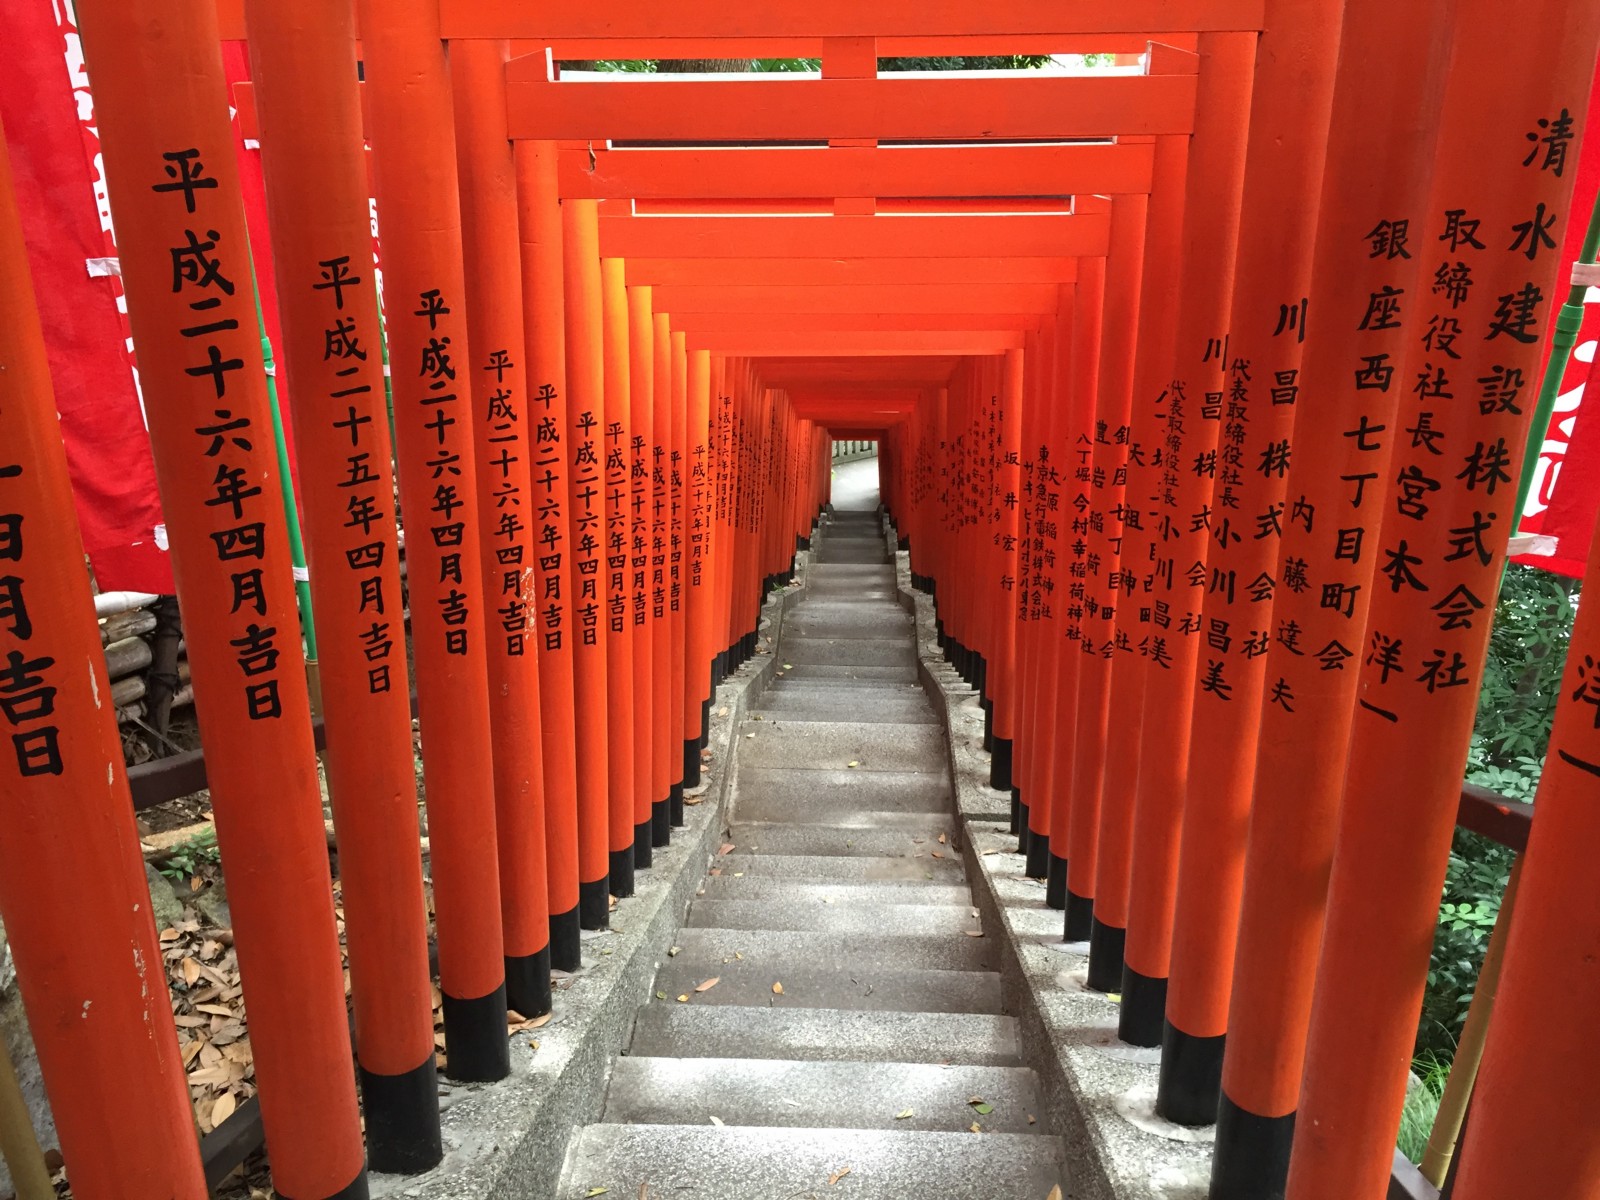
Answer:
[
  {"xmin": 718, "ymin": 843, "xmax": 736, "ymax": 855},
  {"xmin": 708, "ymin": 1115, "xmax": 724, "ymax": 1127},
  {"xmin": 894, "ymin": 1107, "xmax": 914, "ymax": 1120},
  {"xmin": 211, "ymin": 1092, "xmax": 237, "ymax": 1125},
  {"xmin": 1028, "ymin": 1113, "xmax": 1038, "ymax": 1126},
  {"xmin": 772, "ymin": 982, "xmax": 784, "ymax": 995},
  {"xmin": 969, "ymin": 1121, "xmax": 983, "ymax": 1134},
  {"xmin": 827, "ymin": 1167, "xmax": 851, "ymax": 1186},
  {"xmin": 677, "ymin": 994, "xmax": 690, "ymax": 1003},
  {"xmin": 639, "ymin": 1184, "xmax": 650, "ymax": 1200},
  {"xmin": 694, "ymin": 976, "xmax": 720, "ymax": 993},
  {"xmin": 1047, "ymin": 1188, "xmax": 1062, "ymax": 1200},
  {"xmin": 718, "ymin": 706, "xmax": 729, "ymax": 717},
  {"xmin": 931, "ymin": 851, "xmax": 944, "ymax": 859},
  {"xmin": 668, "ymin": 945, "xmax": 681, "ymax": 957},
  {"xmin": 964, "ymin": 930, "xmax": 984, "ymax": 938},
  {"xmin": 938, "ymin": 833, "xmax": 947, "ymax": 844},
  {"xmin": 846, "ymin": 760, "xmax": 859, "ymax": 768},
  {"xmin": 585, "ymin": 1189, "xmax": 608, "ymax": 1198}
]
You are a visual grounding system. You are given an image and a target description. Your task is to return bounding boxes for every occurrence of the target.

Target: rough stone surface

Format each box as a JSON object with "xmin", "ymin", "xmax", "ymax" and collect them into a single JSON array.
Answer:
[
  {"xmin": 664, "ymin": 926, "xmax": 997, "ymax": 974},
  {"xmin": 558, "ymin": 1123, "xmax": 1066, "ymax": 1199},
  {"xmin": 902, "ymin": 537, "xmax": 1218, "ymax": 1200},
  {"xmin": 144, "ymin": 862, "xmax": 186, "ymax": 934}
]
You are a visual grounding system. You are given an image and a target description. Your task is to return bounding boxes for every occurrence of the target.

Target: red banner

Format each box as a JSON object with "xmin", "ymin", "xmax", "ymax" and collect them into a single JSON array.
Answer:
[
  {"xmin": 1513, "ymin": 58, "xmax": 1600, "ymax": 578},
  {"xmin": 1, "ymin": 1, "xmax": 173, "ymax": 593}
]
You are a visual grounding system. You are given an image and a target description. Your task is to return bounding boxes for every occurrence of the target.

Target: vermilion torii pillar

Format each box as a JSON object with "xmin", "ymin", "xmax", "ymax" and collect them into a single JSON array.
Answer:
[
  {"xmin": 0, "ymin": 115, "xmax": 209, "ymax": 1200},
  {"xmin": 242, "ymin": 0, "xmax": 440, "ymax": 1166},
  {"xmin": 73, "ymin": 1, "xmax": 368, "ymax": 1192},
  {"xmin": 1213, "ymin": 3, "xmax": 1451, "ymax": 1193},
  {"xmin": 1157, "ymin": 0, "xmax": 1345, "ymax": 1128},
  {"xmin": 452, "ymin": 39, "xmax": 554, "ymax": 1020},
  {"xmin": 514, "ymin": 138, "xmax": 584, "ymax": 970},
  {"xmin": 627, "ymin": 285, "xmax": 659, "ymax": 862},
  {"xmin": 355, "ymin": 0, "xmax": 511, "ymax": 1082},
  {"xmin": 1121, "ymin": 30, "xmax": 1256, "ymax": 1049},
  {"xmin": 1288, "ymin": 3, "xmax": 1600, "ymax": 1195}
]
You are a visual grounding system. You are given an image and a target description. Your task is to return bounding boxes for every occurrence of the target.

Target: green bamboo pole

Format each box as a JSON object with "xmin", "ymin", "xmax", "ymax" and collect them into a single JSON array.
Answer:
[
  {"xmin": 1513, "ymin": 192, "xmax": 1600, "ymax": 524},
  {"xmin": 0, "ymin": 1038, "xmax": 53, "ymax": 1200},
  {"xmin": 250, "ymin": 270, "xmax": 321, "ymax": 710}
]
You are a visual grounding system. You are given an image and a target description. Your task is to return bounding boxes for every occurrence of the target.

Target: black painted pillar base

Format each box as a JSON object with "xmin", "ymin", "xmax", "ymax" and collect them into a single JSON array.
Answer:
[
  {"xmin": 633, "ymin": 821, "xmax": 654, "ymax": 869},
  {"xmin": 991, "ymin": 737, "xmax": 1013, "ymax": 793},
  {"xmin": 652, "ymin": 798, "xmax": 671, "ymax": 846},
  {"xmin": 1158, "ymin": 1021, "xmax": 1225, "ymax": 1127},
  {"xmin": 670, "ymin": 780, "xmax": 685, "ymax": 826},
  {"xmin": 1211, "ymin": 1094, "xmax": 1294, "ymax": 1200},
  {"xmin": 360, "ymin": 1056, "xmax": 441, "ymax": 1175},
  {"xmin": 701, "ymin": 696, "xmax": 713, "ymax": 746},
  {"xmin": 609, "ymin": 846, "xmax": 635, "ymax": 898},
  {"xmin": 683, "ymin": 739, "xmax": 703, "ymax": 788},
  {"xmin": 981, "ymin": 698, "xmax": 994, "ymax": 753},
  {"xmin": 440, "ymin": 982, "xmax": 511, "ymax": 1082},
  {"xmin": 1017, "ymin": 800, "xmax": 1031, "ymax": 856},
  {"xmin": 1025, "ymin": 831, "xmax": 1050, "ymax": 879},
  {"xmin": 1086, "ymin": 917, "xmax": 1125, "ymax": 993},
  {"xmin": 1065, "ymin": 890, "xmax": 1094, "ymax": 943},
  {"xmin": 550, "ymin": 905, "xmax": 581, "ymax": 972},
  {"xmin": 505, "ymin": 945, "xmax": 552, "ymax": 1019},
  {"xmin": 578, "ymin": 877, "xmax": 610, "ymax": 930},
  {"xmin": 1118, "ymin": 964, "xmax": 1167, "ymax": 1048},
  {"xmin": 1008, "ymin": 780, "xmax": 1019, "ymax": 833},
  {"xmin": 1045, "ymin": 853, "xmax": 1068, "ymax": 910},
  {"xmin": 283, "ymin": 1167, "xmax": 372, "ymax": 1200}
]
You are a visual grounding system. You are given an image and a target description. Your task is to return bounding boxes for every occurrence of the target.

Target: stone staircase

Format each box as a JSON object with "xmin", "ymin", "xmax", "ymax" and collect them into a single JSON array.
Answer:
[{"xmin": 556, "ymin": 505, "xmax": 1067, "ymax": 1199}]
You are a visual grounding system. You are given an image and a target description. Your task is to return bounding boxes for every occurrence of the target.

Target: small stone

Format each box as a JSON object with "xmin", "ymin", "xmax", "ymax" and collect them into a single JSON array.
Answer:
[{"xmin": 143, "ymin": 862, "xmax": 185, "ymax": 932}]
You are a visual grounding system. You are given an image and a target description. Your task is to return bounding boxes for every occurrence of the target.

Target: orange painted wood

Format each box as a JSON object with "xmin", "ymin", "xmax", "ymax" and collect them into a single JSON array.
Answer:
[
  {"xmin": 625, "ymin": 258, "xmax": 1080, "ymax": 287},
  {"xmin": 244, "ymin": 0, "xmax": 441, "ymax": 1112},
  {"xmin": 0, "ymin": 116, "xmax": 209, "ymax": 1200},
  {"xmin": 504, "ymin": 74, "xmax": 1196, "ymax": 141},
  {"xmin": 685, "ymin": 332, "xmax": 1026, "ymax": 355},
  {"xmin": 443, "ymin": 0, "xmax": 1266, "ymax": 39},
  {"xmin": 560, "ymin": 142, "xmax": 1154, "ymax": 200},
  {"xmin": 655, "ymin": 283, "xmax": 1059, "ymax": 315},
  {"xmin": 671, "ymin": 313, "xmax": 1043, "ymax": 333},
  {"xmin": 600, "ymin": 213, "xmax": 1109, "ymax": 259}
]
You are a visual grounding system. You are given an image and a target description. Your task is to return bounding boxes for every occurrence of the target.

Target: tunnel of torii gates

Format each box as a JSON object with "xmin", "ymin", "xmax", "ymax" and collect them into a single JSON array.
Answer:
[{"xmin": 2, "ymin": 1, "xmax": 1600, "ymax": 1199}]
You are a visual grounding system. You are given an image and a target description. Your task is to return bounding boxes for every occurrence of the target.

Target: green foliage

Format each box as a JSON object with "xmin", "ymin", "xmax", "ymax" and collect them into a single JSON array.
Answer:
[
  {"xmin": 878, "ymin": 55, "xmax": 1052, "ymax": 71},
  {"xmin": 586, "ymin": 59, "xmax": 658, "ymax": 73},
  {"xmin": 157, "ymin": 826, "xmax": 220, "ymax": 882},
  {"xmin": 1415, "ymin": 563, "xmax": 1575, "ymax": 1060},
  {"xmin": 754, "ymin": 58, "xmax": 821, "ymax": 72},
  {"xmin": 1395, "ymin": 1051, "xmax": 1452, "ymax": 1164}
]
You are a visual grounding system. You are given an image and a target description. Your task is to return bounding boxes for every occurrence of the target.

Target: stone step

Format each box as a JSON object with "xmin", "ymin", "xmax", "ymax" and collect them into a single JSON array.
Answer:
[
  {"xmin": 558, "ymin": 1124, "xmax": 1065, "ymax": 1199},
  {"xmin": 626, "ymin": 1004, "xmax": 1023, "ymax": 1066},
  {"xmin": 770, "ymin": 667, "xmax": 922, "ymax": 687},
  {"xmin": 603, "ymin": 1058, "xmax": 1046, "ymax": 1134},
  {"xmin": 684, "ymin": 897, "xmax": 980, "ymax": 937},
  {"xmin": 784, "ymin": 613, "xmax": 915, "ymax": 639},
  {"xmin": 649, "ymin": 957, "xmax": 1002, "ymax": 1014},
  {"xmin": 735, "ymin": 720, "xmax": 945, "ymax": 773},
  {"xmin": 778, "ymin": 638, "xmax": 915, "ymax": 668},
  {"xmin": 754, "ymin": 694, "xmax": 936, "ymax": 725},
  {"xmin": 696, "ymin": 876, "xmax": 971, "ymax": 906},
  {"xmin": 714, "ymin": 852, "xmax": 967, "ymax": 884},
  {"xmin": 732, "ymin": 768, "xmax": 951, "ymax": 820},
  {"xmin": 728, "ymin": 821, "xmax": 961, "ymax": 859},
  {"xmin": 666, "ymin": 926, "xmax": 995, "ymax": 974},
  {"xmin": 806, "ymin": 562, "xmax": 895, "ymax": 577}
]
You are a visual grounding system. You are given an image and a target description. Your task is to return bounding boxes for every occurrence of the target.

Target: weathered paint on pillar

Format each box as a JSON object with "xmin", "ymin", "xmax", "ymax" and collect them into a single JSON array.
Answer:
[
  {"xmin": 0, "ymin": 113, "xmax": 210, "ymax": 1200},
  {"xmin": 243, "ymin": 0, "xmax": 440, "ymax": 1164}
]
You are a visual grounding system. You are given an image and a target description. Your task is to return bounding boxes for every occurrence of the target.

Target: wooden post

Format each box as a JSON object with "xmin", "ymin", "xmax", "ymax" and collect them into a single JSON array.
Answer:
[
  {"xmin": 243, "ymin": 0, "xmax": 441, "ymax": 1164},
  {"xmin": 1211, "ymin": 3, "xmax": 1451, "ymax": 1188},
  {"xmin": 1157, "ymin": 0, "xmax": 1345, "ymax": 1128},
  {"xmin": 514, "ymin": 139, "xmax": 583, "ymax": 970},
  {"xmin": 1287, "ymin": 3, "xmax": 1600, "ymax": 1195},
  {"xmin": 562, "ymin": 199, "xmax": 612, "ymax": 927},
  {"xmin": 600, "ymin": 257, "xmax": 638, "ymax": 896},
  {"xmin": 1119, "ymin": 30, "xmax": 1255, "ymax": 1049},
  {"xmin": 354, "ymin": 0, "xmax": 510, "ymax": 1082},
  {"xmin": 0, "ymin": 110, "xmax": 209, "ymax": 1200},
  {"xmin": 452, "ymin": 39, "xmax": 554, "ymax": 1020}
]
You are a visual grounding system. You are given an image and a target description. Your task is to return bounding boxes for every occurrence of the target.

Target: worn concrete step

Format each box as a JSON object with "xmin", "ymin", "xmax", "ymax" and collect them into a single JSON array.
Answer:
[
  {"xmin": 665, "ymin": 926, "xmax": 995, "ymax": 974},
  {"xmin": 750, "ymin": 695, "xmax": 938, "ymax": 725},
  {"xmin": 778, "ymin": 638, "xmax": 915, "ymax": 668},
  {"xmin": 627, "ymin": 1004, "xmax": 1023, "ymax": 1066},
  {"xmin": 650, "ymin": 957, "xmax": 1002, "ymax": 1014},
  {"xmin": 684, "ymin": 897, "xmax": 980, "ymax": 937},
  {"xmin": 603, "ymin": 1058, "xmax": 1046, "ymax": 1134},
  {"xmin": 732, "ymin": 768, "xmax": 951, "ymax": 820},
  {"xmin": 728, "ymin": 821, "xmax": 960, "ymax": 859},
  {"xmin": 714, "ymin": 852, "xmax": 967, "ymax": 884},
  {"xmin": 696, "ymin": 877, "xmax": 971, "ymax": 906},
  {"xmin": 559, "ymin": 1124, "xmax": 1064, "ymax": 1199},
  {"xmin": 816, "ymin": 547, "xmax": 888, "ymax": 563},
  {"xmin": 735, "ymin": 720, "xmax": 945, "ymax": 773},
  {"xmin": 785, "ymin": 613, "xmax": 915, "ymax": 639},
  {"xmin": 771, "ymin": 667, "xmax": 922, "ymax": 687}
]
